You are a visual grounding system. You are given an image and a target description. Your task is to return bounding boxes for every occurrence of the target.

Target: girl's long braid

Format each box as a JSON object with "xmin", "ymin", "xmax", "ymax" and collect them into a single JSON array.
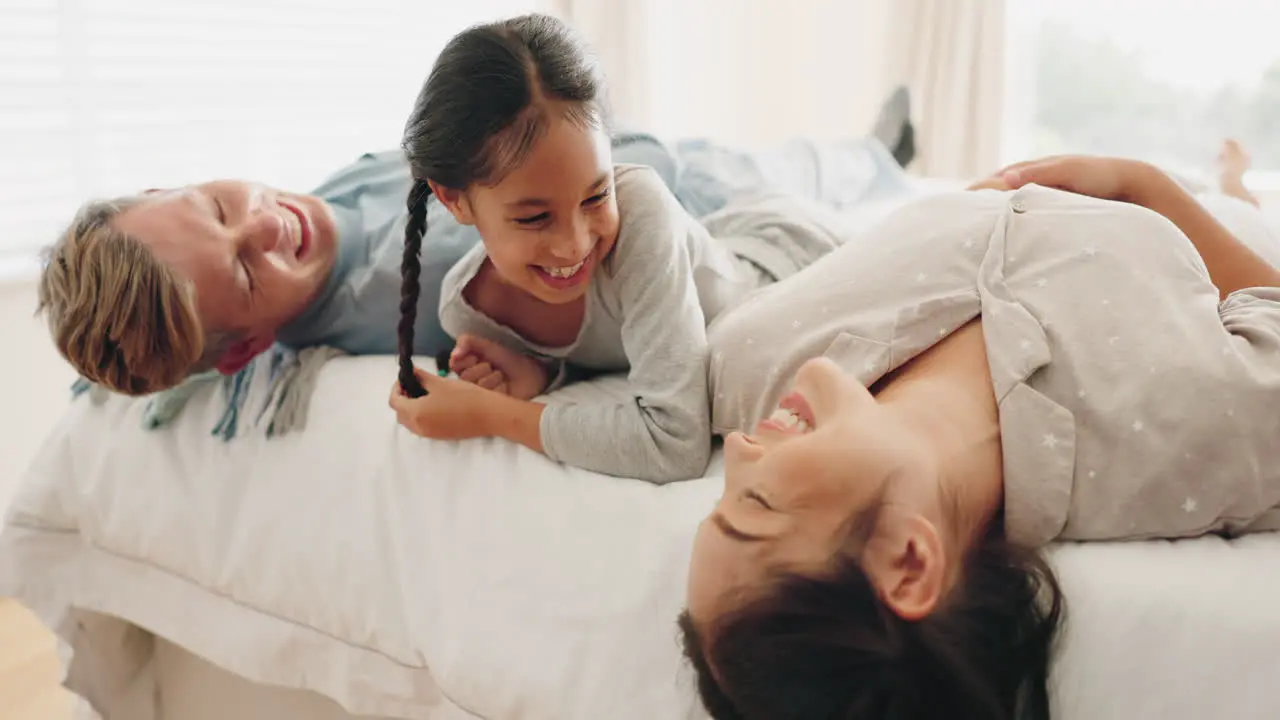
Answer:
[
  {"xmin": 396, "ymin": 15, "xmax": 603, "ymax": 395},
  {"xmin": 397, "ymin": 179, "xmax": 431, "ymax": 398}
]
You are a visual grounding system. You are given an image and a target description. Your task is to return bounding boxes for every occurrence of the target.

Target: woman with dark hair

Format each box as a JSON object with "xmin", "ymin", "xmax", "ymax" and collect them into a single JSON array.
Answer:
[
  {"xmin": 680, "ymin": 154, "xmax": 1280, "ymax": 719},
  {"xmin": 385, "ymin": 13, "xmax": 850, "ymax": 483}
]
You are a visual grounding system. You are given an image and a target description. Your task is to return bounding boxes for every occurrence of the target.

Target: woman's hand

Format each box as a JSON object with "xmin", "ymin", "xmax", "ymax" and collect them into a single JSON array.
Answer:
[
  {"xmin": 990, "ymin": 155, "xmax": 1161, "ymax": 204},
  {"xmin": 449, "ymin": 333, "xmax": 550, "ymax": 400},
  {"xmin": 388, "ymin": 367, "xmax": 499, "ymax": 441}
]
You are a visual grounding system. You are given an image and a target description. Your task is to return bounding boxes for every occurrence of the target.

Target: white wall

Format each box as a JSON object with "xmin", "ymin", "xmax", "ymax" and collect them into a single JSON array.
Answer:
[{"xmin": 0, "ymin": 277, "xmax": 74, "ymax": 513}]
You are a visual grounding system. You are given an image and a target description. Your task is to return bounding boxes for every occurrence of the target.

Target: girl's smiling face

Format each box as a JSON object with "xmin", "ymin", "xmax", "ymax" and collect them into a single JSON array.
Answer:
[{"xmin": 433, "ymin": 110, "xmax": 620, "ymax": 305}]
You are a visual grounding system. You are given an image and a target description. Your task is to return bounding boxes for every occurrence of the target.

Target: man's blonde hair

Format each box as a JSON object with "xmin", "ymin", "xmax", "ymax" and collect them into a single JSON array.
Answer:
[{"xmin": 37, "ymin": 197, "xmax": 232, "ymax": 396}]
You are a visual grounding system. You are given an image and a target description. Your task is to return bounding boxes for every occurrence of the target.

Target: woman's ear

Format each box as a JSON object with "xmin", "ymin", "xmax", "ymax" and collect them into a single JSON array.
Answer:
[
  {"xmin": 861, "ymin": 514, "xmax": 948, "ymax": 621},
  {"xmin": 427, "ymin": 179, "xmax": 475, "ymax": 225}
]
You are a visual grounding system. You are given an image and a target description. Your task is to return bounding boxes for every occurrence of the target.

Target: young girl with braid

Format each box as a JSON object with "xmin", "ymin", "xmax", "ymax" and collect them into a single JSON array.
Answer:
[{"xmin": 386, "ymin": 13, "xmax": 849, "ymax": 482}]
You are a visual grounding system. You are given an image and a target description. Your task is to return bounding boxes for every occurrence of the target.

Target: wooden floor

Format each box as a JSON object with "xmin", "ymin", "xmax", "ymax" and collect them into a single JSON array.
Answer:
[{"xmin": 0, "ymin": 598, "xmax": 73, "ymax": 720}]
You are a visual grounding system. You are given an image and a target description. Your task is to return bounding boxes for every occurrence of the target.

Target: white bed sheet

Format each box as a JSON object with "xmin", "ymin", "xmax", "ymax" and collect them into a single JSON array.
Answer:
[{"xmin": 2, "ymin": 354, "xmax": 1280, "ymax": 720}]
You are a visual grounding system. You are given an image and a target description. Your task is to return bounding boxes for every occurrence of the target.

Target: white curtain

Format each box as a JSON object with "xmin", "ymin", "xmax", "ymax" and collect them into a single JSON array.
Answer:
[
  {"xmin": 559, "ymin": 0, "xmax": 1007, "ymax": 172},
  {"xmin": 885, "ymin": 0, "xmax": 1007, "ymax": 178},
  {"xmin": 558, "ymin": 0, "xmax": 895, "ymax": 147}
]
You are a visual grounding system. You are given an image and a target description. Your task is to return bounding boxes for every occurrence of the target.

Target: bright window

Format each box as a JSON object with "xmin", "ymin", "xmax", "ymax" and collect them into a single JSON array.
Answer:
[
  {"xmin": 1005, "ymin": 0, "xmax": 1280, "ymax": 188},
  {"xmin": 0, "ymin": 0, "xmax": 546, "ymax": 260}
]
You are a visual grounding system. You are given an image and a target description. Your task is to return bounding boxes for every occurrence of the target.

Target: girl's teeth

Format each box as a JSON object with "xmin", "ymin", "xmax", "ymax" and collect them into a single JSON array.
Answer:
[{"xmin": 542, "ymin": 259, "xmax": 586, "ymax": 278}]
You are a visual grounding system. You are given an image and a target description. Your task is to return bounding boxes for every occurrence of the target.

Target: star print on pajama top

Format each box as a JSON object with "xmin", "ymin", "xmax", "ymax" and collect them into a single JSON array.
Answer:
[{"xmin": 708, "ymin": 184, "xmax": 1280, "ymax": 547}]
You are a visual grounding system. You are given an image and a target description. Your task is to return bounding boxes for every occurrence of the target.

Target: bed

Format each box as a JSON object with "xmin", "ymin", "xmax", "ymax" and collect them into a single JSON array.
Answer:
[
  {"xmin": 6, "ymin": 173, "xmax": 1280, "ymax": 719},
  {"xmin": 2, "ymin": 352, "xmax": 1280, "ymax": 720}
]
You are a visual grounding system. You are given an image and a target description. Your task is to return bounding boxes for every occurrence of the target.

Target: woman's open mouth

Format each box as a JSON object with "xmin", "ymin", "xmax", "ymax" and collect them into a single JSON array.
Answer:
[{"xmin": 757, "ymin": 392, "xmax": 817, "ymax": 435}]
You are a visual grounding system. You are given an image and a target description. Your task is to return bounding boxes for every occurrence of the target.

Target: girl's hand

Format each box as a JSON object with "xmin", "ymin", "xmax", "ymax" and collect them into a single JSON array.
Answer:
[
  {"xmin": 449, "ymin": 333, "xmax": 550, "ymax": 401},
  {"xmin": 388, "ymin": 367, "xmax": 497, "ymax": 441},
  {"xmin": 992, "ymin": 154, "xmax": 1159, "ymax": 204}
]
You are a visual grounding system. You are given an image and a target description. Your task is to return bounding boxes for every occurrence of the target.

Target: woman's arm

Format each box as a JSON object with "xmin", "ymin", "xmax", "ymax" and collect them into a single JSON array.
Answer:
[
  {"xmin": 1001, "ymin": 156, "xmax": 1280, "ymax": 299},
  {"xmin": 1122, "ymin": 162, "xmax": 1280, "ymax": 298}
]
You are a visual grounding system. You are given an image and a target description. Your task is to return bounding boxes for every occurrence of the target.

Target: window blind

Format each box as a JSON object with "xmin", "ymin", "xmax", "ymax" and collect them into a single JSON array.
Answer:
[{"xmin": 0, "ymin": 0, "xmax": 544, "ymax": 257}]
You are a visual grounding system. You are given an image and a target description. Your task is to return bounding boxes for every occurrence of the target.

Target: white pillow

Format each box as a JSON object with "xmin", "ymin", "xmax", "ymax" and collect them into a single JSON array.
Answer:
[{"xmin": 1, "ymin": 357, "xmax": 718, "ymax": 719}]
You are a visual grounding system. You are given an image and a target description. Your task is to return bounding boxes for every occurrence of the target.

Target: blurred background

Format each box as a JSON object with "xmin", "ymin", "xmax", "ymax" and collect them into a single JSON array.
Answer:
[{"xmin": 1, "ymin": 0, "xmax": 1279, "ymax": 494}]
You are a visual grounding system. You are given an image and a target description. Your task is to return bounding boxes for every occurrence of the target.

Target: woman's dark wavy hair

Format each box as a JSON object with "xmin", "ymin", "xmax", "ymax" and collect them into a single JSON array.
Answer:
[
  {"xmin": 396, "ymin": 13, "xmax": 606, "ymax": 396},
  {"xmin": 679, "ymin": 508, "xmax": 1065, "ymax": 720}
]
